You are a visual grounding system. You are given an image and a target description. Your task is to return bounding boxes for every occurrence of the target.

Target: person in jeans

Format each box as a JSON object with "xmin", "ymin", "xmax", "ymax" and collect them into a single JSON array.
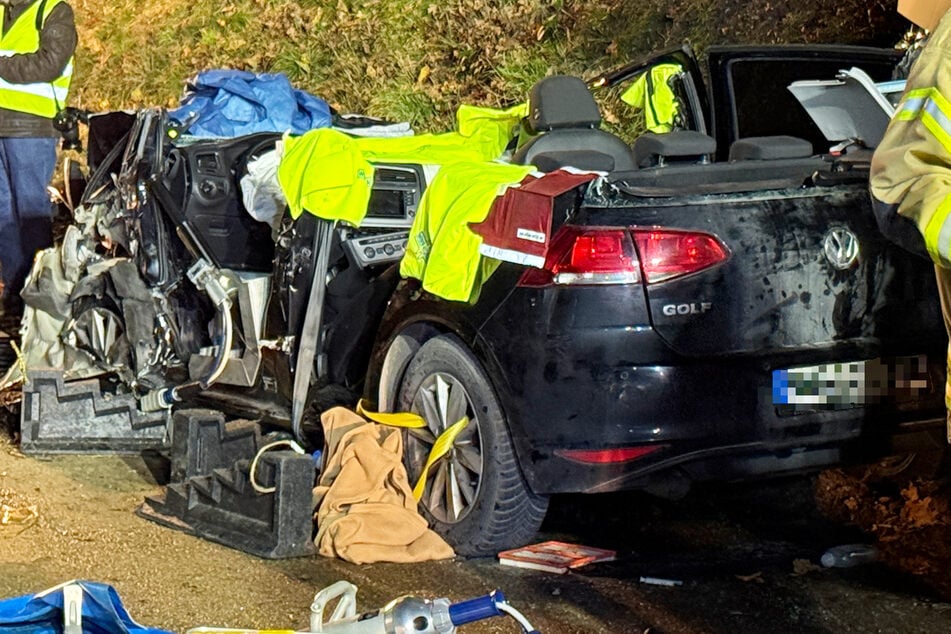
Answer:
[{"xmin": 0, "ymin": 0, "xmax": 76, "ymax": 325}]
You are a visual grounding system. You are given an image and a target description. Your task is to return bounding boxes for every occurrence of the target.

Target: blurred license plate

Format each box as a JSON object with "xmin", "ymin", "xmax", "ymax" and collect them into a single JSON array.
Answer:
[{"xmin": 772, "ymin": 356, "xmax": 931, "ymax": 408}]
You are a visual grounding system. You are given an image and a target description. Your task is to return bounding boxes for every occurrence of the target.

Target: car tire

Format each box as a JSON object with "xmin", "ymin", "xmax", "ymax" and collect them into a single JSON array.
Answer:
[{"xmin": 396, "ymin": 333, "xmax": 548, "ymax": 557}]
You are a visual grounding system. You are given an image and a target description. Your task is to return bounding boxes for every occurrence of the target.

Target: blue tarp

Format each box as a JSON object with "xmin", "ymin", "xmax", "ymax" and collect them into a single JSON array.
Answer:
[
  {"xmin": 0, "ymin": 580, "xmax": 172, "ymax": 634},
  {"xmin": 169, "ymin": 69, "xmax": 333, "ymax": 137}
]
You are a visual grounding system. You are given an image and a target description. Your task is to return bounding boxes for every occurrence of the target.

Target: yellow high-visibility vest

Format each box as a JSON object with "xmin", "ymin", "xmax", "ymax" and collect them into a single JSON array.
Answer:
[
  {"xmin": 621, "ymin": 63, "xmax": 682, "ymax": 133},
  {"xmin": 400, "ymin": 161, "xmax": 533, "ymax": 303},
  {"xmin": 0, "ymin": 0, "xmax": 72, "ymax": 118}
]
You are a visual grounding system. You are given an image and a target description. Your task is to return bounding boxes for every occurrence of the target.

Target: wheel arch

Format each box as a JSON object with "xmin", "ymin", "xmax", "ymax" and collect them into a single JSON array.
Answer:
[
  {"xmin": 376, "ymin": 320, "xmax": 443, "ymax": 412},
  {"xmin": 373, "ymin": 311, "xmax": 508, "ymax": 415}
]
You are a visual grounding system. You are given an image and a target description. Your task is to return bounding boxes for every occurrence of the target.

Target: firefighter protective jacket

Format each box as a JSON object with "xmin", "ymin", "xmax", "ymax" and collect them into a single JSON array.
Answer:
[
  {"xmin": 871, "ymin": 11, "xmax": 951, "ymax": 266},
  {"xmin": 870, "ymin": 9, "xmax": 951, "ymax": 440},
  {"xmin": 0, "ymin": 0, "xmax": 76, "ymax": 137}
]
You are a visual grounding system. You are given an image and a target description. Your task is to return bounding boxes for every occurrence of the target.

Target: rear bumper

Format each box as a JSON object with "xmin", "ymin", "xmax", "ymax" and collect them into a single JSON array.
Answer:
[
  {"xmin": 486, "ymin": 349, "xmax": 946, "ymax": 495},
  {"xmin": 521, "ymin": 416, "xmax": 947, "ymax": 496}
]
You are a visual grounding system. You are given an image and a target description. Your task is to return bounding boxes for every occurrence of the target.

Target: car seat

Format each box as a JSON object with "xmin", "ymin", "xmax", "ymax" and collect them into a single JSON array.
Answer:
[
  {"xmin": 632, "ymin": 130, "xmax": 717, "ymax": 168},
  {"xmin": 512, "ymin": 75, "xmax": 636, "ymax": 172},
  {"xmin": 728, "ymin": 135, "xmax": 813, "ymax": 161}
]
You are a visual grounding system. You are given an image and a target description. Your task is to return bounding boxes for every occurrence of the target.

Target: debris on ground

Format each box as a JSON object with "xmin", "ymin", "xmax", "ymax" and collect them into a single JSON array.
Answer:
[
  {"xmin": 820, "ymin": 543, "xmax": 878, "ymax": 568},
  {"xmin": 0, "ymin": 503, "xmax": 36, "ymax": 527},
  {"xmin": 815, "ymin": 463, "xmax": 951, "ymax": 599},
  {"xmin": 639, "ymin": 576, "xmax": 685, "ymax": 587},
  {"xmin": 498, "ymin": 540, "xmax": 617, "ymax": 574},
  {"xmin": 0, "ymin": 484, "xmax": 37, "ymax": 536},
  {"xmin": 791, "ymin": 558, "xmax": 823, "ymax": 576}
]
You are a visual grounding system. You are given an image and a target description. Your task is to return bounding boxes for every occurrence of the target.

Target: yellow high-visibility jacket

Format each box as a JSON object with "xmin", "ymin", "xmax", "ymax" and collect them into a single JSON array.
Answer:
[
  {"xmin": 0, "ymin": 0, "xmax": 72, "ymax": 118},
  {"xmin": 400, "ymin": 161, "xmax": 533, "ymax": 303},
  {"xmin": 620, "ymin": 63, "xmax": 682, "ymax": 134}
]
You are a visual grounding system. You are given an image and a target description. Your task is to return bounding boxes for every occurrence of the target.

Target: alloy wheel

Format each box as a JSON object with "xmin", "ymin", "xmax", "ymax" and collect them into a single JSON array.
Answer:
[{"xmin": 405, "ymin": 372, "xmax": 484, "ymax": 524}]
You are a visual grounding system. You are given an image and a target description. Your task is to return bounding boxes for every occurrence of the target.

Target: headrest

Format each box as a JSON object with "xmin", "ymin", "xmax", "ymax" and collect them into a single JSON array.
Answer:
[
  {"xmin": 532, "ymin": 150, "xmax": 615, "ymax": 173},
  {"xmin": 633, "ymin": 130, "xmax": 717, "ymax": 168},
  {"xmin": 729, "ymin": 136, "xmax": 813, "ymax": 161},
  {"xmin": 527, "ymin": 75, "xmax": 602, "ymax": 133}
]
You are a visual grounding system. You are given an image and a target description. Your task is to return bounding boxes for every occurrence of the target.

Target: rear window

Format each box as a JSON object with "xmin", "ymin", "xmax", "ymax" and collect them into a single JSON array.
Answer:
[{"xmin": 714, "ymin": 52, "xmax": 899, "ymax": 159}]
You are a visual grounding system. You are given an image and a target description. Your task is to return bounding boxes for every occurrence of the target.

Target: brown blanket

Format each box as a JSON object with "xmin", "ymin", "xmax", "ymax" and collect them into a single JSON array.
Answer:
[{"xmin": 313, "ymin": 407, "xmax": 455, "ymax": 563}]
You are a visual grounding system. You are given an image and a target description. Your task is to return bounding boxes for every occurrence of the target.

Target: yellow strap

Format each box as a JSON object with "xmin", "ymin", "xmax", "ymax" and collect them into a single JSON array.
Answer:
[
  {"xmin": 10, "ymin": 339, "xmax": 26, "ymax": 386},
  {"xmin": 355, "ymin": 400, "xmax": 470, "ymax": 501},
  {"xmin": 412, "ymin": 416, "xmax": 469, "ymax": 501},
  {"xmin": 355, "ymin": 398, "xmax": 426, "ymax": 428}
]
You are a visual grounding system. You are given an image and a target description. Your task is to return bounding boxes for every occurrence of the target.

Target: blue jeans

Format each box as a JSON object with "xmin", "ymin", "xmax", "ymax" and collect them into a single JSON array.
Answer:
[{"xmin": 0, "ymin": 137, "xmax": 56, "ymax": 301}]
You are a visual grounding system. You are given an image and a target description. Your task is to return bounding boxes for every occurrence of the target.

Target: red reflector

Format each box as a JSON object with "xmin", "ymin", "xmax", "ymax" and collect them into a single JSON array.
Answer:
[
  {"xmin": 634, "ymin": 230, "xmax": 728, "ymax": 283},
  {"xmin": 556, "ymin": 445, "xmax": 662, "ymax": 464},
  {"xmin": 519, "ymin": 226, "xmax": 639, "ymax": 286}
]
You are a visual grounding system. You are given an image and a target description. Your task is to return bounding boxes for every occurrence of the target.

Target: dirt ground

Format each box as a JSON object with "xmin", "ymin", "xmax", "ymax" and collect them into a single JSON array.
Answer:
[
  {"xmin": 0, "ymin": 435, "xmax": 325, "ymax": 633},
  {"xmin": 3, "ymin": 413, "xmax": 951, "ymax": 634}
]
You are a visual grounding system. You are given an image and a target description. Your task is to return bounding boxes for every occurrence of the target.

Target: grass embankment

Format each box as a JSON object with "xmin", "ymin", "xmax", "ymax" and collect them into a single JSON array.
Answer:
[{"xmin": 70, "ymin": 0, "xmax": 907, "ymax": 132}]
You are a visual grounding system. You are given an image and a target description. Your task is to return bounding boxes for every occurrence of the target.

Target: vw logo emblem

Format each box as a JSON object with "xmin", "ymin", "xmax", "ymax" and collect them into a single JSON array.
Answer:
[{"xmin": 823, "ymin": 228, "xmax": 859, "ymax": 270}]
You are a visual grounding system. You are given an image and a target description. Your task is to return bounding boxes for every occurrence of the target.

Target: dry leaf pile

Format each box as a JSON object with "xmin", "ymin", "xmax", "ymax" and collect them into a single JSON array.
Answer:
[{"xmin": 815, "ymin": 465, "xmax": 951, "ymax": 599}]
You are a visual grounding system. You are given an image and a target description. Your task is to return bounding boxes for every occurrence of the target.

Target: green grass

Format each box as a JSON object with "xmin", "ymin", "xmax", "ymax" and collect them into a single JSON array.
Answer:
[{"xmin": 69, "ymin": 0, "xmax": 909, "ymax": 132}]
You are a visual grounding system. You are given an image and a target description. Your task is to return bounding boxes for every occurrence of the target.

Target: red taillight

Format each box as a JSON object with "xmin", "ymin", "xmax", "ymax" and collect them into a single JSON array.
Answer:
[
  {"xmin": 518, "ymin": 226, "xmax": 727, "ymax": 287},
  {"xmin": 519, "ymin": 226, "xmax": 639, "ymax": 286},
  {"xmin": 555, "ymin": 445, "xmax": 663, "ymax": 464},
  {"xmin": 633, "ymin": 229, "xmax": 728, "ymax": 283}
]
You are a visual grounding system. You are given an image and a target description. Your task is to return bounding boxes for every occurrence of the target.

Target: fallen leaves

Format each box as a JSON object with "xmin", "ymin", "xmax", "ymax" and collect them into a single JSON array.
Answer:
[
  {"xmin": 416, "ymin": 65, "xmax": 431, "ymax": 85},
  {"xmin": 70, "ymin": 0, "xmax": 909, "ymax": 134},
  {"xmin": 1, "ymin": 503, "xmax": 37, "ymax": 528},
  {"xmin": 815, "ymin": 465, "xmax": 951, "ymax": 600},
  {"xmin": 0, "ymin": 484, "xmax": 38, "ymax": 536},
  {"xmin": 900, "ymin": 483, "xmax": 950, "ymax": 529}
]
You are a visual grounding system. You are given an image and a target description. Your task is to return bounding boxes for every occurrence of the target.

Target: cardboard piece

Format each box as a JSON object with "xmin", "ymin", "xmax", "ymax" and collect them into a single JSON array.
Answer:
[
  {"xmin": 898, "ymin": 0, "xmax": 951, "ymax": 31},
  {"xmin": 498, "ymin": 540, "xmax": 616, "ymax": 574}
]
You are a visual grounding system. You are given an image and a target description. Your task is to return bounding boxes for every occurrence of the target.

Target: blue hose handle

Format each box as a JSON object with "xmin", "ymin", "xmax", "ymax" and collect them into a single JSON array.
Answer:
[{"xmin": 448, "ymin": 590, "xmax": 505, "ymax": 625}]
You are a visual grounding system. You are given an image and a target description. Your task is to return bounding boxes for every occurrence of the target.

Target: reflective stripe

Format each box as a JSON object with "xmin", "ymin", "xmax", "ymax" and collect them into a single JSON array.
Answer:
[
  {"xmin": 924, "ymin": 192, "xmax": 951, "ymax": 264},
  {"xmin": 0, "ymin": 77, "xmax": 68, "ymax": 116},
  {"xmin": 896, "ymin": 87, "xmax": 951, "ymax": 154},
  {"xmin": 0, "ymin": 78, "xmax": 68, "ymax": 101},
  {"xmin": 898, "ymin": 88, "xmax": 951, "ymax": 264},
  {"xmin": 945, "ymin": 341, "xmax": 951, "ymax": 409}
]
